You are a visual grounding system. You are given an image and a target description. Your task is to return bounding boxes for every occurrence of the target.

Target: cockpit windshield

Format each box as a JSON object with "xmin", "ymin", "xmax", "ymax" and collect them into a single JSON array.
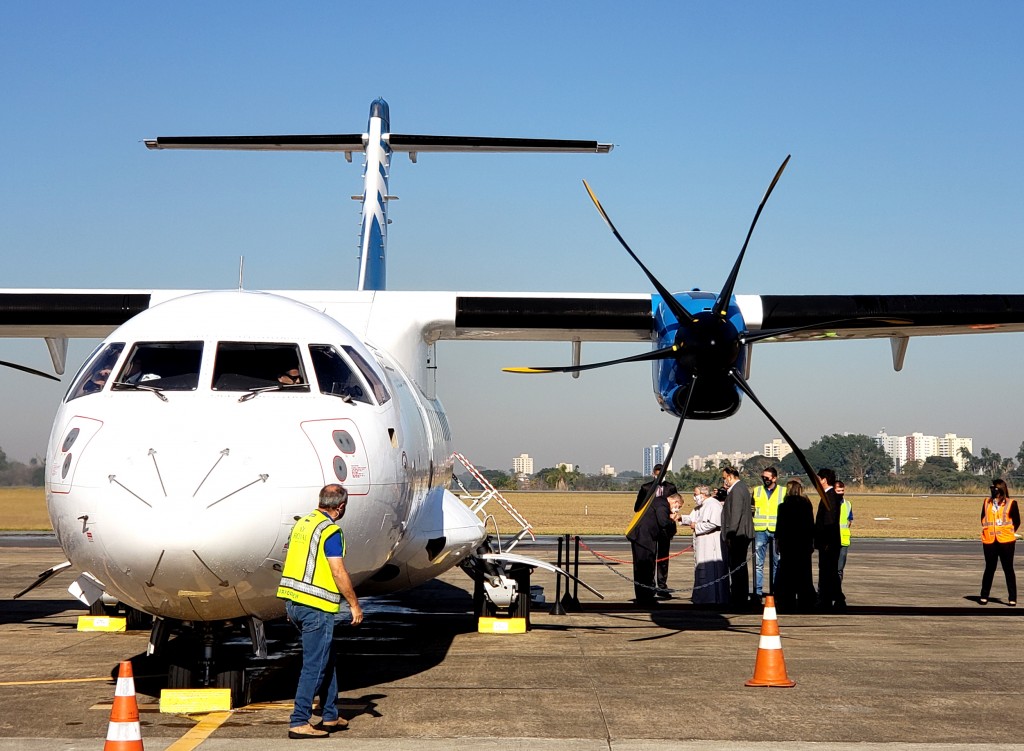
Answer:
[
  {"xmin": 112, "ymin": 342, "xmax": 203, "ymax": 392},
  {"xmin": 309, "ymin": 344, "xmax": 377, "ymax": 404},
  {"xmin": 212, "ymin": 342, "xmax": 309, "ymax": 392},
  {"xmin": 67, "ymin": 342, "xmax": 124, "ymax": 401}
]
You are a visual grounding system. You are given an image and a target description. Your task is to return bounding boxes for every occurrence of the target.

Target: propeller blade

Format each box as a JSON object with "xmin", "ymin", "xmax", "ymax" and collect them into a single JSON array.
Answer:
[
  {"xmin": 742, "ymin": 316, "xmax": 915, "ymax": 345},
  {"xmin": 712, "ymin": 155, "xmax": 791, "ymax": 319},
  {"xmin": 628, "ymin": 375, "xmax": 697, "ymax": 536},
  {"xmin": 0, "ymin": 360, "xmax": 60, "ymax": 382},
  {"xmin": 582, "ymin": 180, "xmax": 693, "ymax": 325},
  {"xmin": 728, "ymin": 368, "xmax": 830, "ymax": 511},
  {"xmin": 503, "ymin": 344, "xmax": 680, "ymax": 375}
]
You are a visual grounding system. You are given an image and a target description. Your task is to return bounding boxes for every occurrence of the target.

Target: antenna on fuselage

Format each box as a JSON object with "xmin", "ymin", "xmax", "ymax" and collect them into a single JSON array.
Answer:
[{"xmin": 238, "ymin": 256, "xmax": 245, "ymax": 290}]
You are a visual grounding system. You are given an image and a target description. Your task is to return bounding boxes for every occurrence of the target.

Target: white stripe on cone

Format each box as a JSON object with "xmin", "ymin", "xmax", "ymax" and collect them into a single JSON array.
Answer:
[{"xmin": 106, "ymin": 722, "xmax": 142, "ymax": 741}]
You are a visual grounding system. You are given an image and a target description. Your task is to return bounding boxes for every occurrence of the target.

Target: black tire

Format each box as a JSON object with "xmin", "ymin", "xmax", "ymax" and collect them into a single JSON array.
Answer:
[
  {"xmin": 214, "ymin": 667, "xmax": 249, "ymax": 707},
  {"xmin": 167, "ymin": 662, "xmax": 194, "ymax": 690},
  {"xmin": 124, "ymin": 606, "xmax": 153, "ymax": 631},
  {"xmin": 472, "ymin": 577, "xmax": 497, "ymax": 619},
  {"xmin": 508, "ymin": 566, "xmax": 532, "ymax": 628},
  {"xmin": 88, "ymin": 600, "xmax": 113, "ymax": 617}
]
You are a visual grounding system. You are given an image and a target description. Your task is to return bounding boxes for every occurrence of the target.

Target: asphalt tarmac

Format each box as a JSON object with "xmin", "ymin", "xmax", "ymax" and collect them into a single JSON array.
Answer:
[{"xmin": 2, "ymin": 534, "xmax": 1022, "ymax": 750}]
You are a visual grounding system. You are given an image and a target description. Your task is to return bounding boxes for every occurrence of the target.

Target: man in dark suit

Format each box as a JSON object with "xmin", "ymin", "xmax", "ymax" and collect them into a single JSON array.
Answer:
[
  {"xmin": 813, "ymin": 467, "xmax": 846, "ymax": 611},
  {"xmin": 721, "ymin": 466, "xmax": 755, "ymax": 610},
  {"xmin": 634, "ymin": 464, "xmax": 678, "ymax": 512},
  {"xmin": 627, "ymin": 482, "xmax": 675, "ymax": 607}
]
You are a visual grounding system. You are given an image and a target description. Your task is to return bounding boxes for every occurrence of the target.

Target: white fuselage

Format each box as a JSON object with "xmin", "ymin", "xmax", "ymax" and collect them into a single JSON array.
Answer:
[{"xmin": 45, "ymin": 290, "xmax": 485, "ymax": 622}]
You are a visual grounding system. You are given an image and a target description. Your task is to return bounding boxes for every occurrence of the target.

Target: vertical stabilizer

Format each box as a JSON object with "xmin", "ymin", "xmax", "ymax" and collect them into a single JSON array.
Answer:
[{"xmin": 357, "ymin": 99, "xmax": 392, "ymax": 291}]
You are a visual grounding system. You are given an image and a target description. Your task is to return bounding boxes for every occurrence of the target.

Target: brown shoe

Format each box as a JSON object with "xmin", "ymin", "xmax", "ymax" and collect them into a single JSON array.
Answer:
[
  {"xmin": 315, "ymin": 717, "xmax": 348, "ymax": 732},
  {"xmin": 288, "ymin": 723, "xmax": 328, "ymax": 739}
]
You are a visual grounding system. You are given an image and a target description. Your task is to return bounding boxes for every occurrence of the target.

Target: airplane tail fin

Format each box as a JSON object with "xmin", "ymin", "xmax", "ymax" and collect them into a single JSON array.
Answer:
[{"xmin": 145, "ymin": 99, "xmax": 612, "ymax": 292}]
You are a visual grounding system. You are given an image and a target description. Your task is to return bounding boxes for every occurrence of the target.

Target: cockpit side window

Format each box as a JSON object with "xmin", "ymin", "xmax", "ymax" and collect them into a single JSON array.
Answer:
[
  {"xmin": 309, "ymin": 344, "xmax": 373, "ymax": 404},
  {"xmin": 212, "ymin": 342, "xmax": 308, "ymax": 392},
  {"xmin": 67, "ymin": 342, "xmax": 124, "ymax": 401},
  {"xmin": 112, "ymin": 342, "xmax": 203, "ymax": 392},
  {"xmin": 343, "ymin": 345, "xmax": 392, "ymax": 404}
]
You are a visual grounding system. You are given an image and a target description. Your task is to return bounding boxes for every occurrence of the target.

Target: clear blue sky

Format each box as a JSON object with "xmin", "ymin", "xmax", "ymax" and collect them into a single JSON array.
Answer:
[{"xmin": 2, "ymin": 2, "xmax": 1023, "ymax": 473}]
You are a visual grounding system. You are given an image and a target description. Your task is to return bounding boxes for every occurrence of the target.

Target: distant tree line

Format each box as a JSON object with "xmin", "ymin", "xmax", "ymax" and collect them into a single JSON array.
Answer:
[
  {"xmin": 457, "ymin": 434, "xmax": 1024, "ymax": 496},
  {"xmin": 0, "ymin": 447, "xmax": 45, "ymax": 487}
]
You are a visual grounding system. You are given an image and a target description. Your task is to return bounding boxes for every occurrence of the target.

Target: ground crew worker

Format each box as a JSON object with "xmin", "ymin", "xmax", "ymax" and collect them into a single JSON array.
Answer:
[
  {"xmin": 979, "ymin": 478, "xmax": 1019, "ymax": 607},
  {"xmin": 752, "ymin": 466, "xmax": 782, "ymax": 599},
  {"xmin": 836, "ymin": 480, "xmax": 853, "ymax": 581},
  {"xmin": 278, "ymin": 484, "xmax": 364, "ymax": 739}
]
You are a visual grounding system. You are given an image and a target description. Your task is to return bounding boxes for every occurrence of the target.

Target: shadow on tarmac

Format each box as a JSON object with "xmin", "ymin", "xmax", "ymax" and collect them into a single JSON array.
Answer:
[{"xmin": 120, "ymin": 577, "xmax": 476, "ymax": 709}]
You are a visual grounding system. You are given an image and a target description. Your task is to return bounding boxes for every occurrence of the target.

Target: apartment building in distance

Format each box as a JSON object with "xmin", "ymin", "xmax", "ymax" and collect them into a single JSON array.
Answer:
[
  {"xmin": 512, "ymin": 453, "xmax": 534, "ymax": 477},
  {"xmin": 873, "ymin": 429, "xmax": 973, "ymax": 472},
  {"xmin": 642, "ymin": 443, "xmax": 673, "ymax": 475},
  {"xmin": 763, "ymin": 438, "xmax": 793, "ymax": 460}
]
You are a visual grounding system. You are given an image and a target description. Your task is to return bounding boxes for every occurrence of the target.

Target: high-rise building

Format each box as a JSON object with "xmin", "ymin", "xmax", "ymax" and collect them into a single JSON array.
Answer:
[
  {"xmin": 643, "ymin": 442, "xmax": 672, "ymax": 475},
  {"xmin": 763, "ymin": 438, "xmax": 792, "ymax": 460},
  {"xmin": 512, "ymin": 453, "xmax": 534, "ymax": 476},
  {"xmin": 938, "ymin": 433, "xmax": 973, "ymax": 471},
  {"xmin": 600, "ymin": 464, "xmax": 616, "ymax": 476}
]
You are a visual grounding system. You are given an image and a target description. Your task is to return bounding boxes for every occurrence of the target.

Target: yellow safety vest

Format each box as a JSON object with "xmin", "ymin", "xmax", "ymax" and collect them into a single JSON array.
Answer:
[
  {"xmin": 277, "ymin": 511, "xmax": 345, "ymax": 612},
  {"xmin": 753, "ymin": 484, "xmax": 782, "ymax": 532},
  {"xmin": 839, "ymin": 499, "xmax": 852, "ymax": 546}
]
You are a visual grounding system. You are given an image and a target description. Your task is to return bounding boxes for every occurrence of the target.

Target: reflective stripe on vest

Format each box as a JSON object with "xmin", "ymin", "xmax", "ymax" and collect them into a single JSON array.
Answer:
[
  {"xmin": 277, "ymin": 512, "xmax": 343, "ymax": 612},
  {"xmin": 839, "ymin": 500, "xmax": 852, "ymax": 546},
  {"xmin": 981, "ymin": 498, "xmax": 1016, "ymax": 544},
  {"xmin": 753, "ymin": 485, "xmax": 782, "ymax": 532}
]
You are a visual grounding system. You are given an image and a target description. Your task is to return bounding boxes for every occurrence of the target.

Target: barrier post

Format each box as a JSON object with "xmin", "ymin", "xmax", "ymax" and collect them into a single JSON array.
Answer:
[{"xmin": 549, "ymin": 535, "xmax": 566, "ymax": 615}]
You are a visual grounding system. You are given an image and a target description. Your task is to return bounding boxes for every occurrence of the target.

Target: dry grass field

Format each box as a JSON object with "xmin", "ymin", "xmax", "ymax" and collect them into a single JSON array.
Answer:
[{"xmin": 0, "ymin": 487, "xmax": 986, "ymax": 538}]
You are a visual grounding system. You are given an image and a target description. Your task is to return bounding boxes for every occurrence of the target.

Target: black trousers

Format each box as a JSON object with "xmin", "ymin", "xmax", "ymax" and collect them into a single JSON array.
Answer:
[
  {"xmin": 631, "ymin": 541, "xmax": 657, "ymax": 603},
  {"xmin": 817, "ymin": 545, "xmax": 846, "ymax": 608},
  {"xmin": 726, "ymin": 535, "xmax": 751, "ymax": 607},
  {"xmin": 656, "ymin": 535, "xmax": 672, "ymax": 590},
  {"xmin": 981, "ymin": 540, "xmax": 1016, "ymax": 601}
]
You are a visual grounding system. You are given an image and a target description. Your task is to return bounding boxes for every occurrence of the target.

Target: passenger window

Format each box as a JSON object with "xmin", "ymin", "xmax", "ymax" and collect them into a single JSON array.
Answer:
[
  {"xmin": 67, "ymin": 342, "xmax": 124, "ymax": 401},
  {"xmin": 212, "ymin": 342, "xmax": 308, "ymax": 392},
  {"xmin": 112, "ymin": 342, "xmax": 203, "ymax": 392},
  {"xmin": 343, "ymin": 345, "xmax": 391, "ymax": 404},
  {"xmin": 309, "ymin": 344, "xmax": 373, "ymax": 404}
]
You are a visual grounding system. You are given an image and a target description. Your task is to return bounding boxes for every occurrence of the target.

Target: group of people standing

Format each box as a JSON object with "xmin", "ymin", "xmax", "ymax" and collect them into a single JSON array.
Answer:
[{"xmin": 628, "ymin": 464, "xmax": 854, "ymax": 612}]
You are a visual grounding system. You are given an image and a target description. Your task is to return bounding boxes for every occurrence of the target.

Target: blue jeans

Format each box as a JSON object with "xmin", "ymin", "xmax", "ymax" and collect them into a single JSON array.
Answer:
[
  {"xmin": 286, "ymin": 600, "xmax": 339, "ymax": 727},
  {"xmin": 754, "ymin": 530, "xmax": 779, "ymax": 596},
  {"xmin": 838, "ymin": 545, "xmax": 849, "ymax": 581}
]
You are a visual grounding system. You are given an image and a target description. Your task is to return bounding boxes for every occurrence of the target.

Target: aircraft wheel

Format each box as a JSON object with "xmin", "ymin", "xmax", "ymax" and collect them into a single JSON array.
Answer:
[
  {"xmin": 472, "ymin": 577, "xmax": 497, "ymax": 619},
  {"xmin": 167, "ymin": 662, "xmax": 194, "ymax": 690},
  {"xmin": 214, "ymin": 667, "xmax": 249, "ymax": 707},
  {"xmin": 508, "ymin": 566, "xmax": 532, "ymax": 628},
  {"xmin": 124, "ymin": 606, "xmax": 153, "ymax": 631},
  {"xmin": 88, "ymin": 600, "xmax": 112, "ymax": 617}
]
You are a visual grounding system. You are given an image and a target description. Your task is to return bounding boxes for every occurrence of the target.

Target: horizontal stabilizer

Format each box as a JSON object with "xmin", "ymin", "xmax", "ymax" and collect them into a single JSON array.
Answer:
[
  {"xmin": 145, "ymin": 134, "xmax": 365, "ymax": 151},
  {"xmin": 387, "ymin": 134, "xmax": 612, "ymax": 153}
]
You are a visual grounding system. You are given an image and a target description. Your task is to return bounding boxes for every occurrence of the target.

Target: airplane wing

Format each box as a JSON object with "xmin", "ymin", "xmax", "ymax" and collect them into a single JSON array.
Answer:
[{"xmin": 5, "ymin": 289, "xmax": 1024, "ymax": 375}]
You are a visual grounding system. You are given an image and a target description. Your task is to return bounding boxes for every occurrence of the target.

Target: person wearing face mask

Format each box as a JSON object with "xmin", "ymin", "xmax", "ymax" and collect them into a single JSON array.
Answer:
[
  {"xmin": 679, "ymin": 485, "xmax": 729, "ymax": 606},
  {"xmin": 752, "ymin": 466, "xmax": 783, "ymax": 601},
  {"xmin": 979, "ymin": 478, "xmax": 1020, "ymax": 607},
  {"xmin": 278, "ymin": 484, "xmax": 364, "ymax": 738}
]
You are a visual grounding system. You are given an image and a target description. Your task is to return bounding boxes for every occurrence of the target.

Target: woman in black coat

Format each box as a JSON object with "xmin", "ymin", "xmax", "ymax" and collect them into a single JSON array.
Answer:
[{"xmin": 773, "ymin": 479, "xmax": 817, "ymax": 612}]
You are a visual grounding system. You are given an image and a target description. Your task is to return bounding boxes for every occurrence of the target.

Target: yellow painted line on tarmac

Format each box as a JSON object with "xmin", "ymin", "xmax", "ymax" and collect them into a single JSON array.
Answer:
[
  {"xmin": 0, "ymin": 676, "xmax": 110, "ymax": 686},
  {"xmin": 164, "ymin": 710, "xmax": 232, "ymax": 751}
]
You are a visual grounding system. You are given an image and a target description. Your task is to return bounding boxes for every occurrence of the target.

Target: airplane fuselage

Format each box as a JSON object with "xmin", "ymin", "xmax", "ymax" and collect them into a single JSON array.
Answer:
[{"xmin": 45, "ymin": 290, "xmax": 484, "ymax": 623}]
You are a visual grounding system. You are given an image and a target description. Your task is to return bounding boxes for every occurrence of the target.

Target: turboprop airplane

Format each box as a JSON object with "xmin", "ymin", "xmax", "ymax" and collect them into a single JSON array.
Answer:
[{"xmin": 4, "ymin": 98, "xmax": 1024, "ymax": 701}]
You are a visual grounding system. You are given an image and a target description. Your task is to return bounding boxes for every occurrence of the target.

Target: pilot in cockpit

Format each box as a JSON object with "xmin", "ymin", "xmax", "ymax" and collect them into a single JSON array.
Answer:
[
  {"xmin": 82, "ymin": 365, "xmax": 112, "ymax": 393},
  {"xmin": 278, "ymin": 367, "xmax": 304, "ymax": 385}
]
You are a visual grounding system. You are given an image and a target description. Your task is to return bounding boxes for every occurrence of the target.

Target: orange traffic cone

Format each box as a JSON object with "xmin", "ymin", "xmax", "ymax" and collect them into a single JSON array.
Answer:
[
  {"xmin": 745, "ymin": 595, "xmax": 796, "ymax": 687},
  {"xmin": 104, "ymin": 660, "xmax": 144, "ymax": 750}
]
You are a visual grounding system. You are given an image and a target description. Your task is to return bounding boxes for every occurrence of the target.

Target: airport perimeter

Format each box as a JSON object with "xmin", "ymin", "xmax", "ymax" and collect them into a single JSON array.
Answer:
[{"xmin": 2, "ymin": 535, "xmax": 1023, "ymax": 750}]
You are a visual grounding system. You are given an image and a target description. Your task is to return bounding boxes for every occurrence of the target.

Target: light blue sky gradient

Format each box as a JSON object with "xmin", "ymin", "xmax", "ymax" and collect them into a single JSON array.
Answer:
[{"xmin": 2, "ymin": 2, "xmax": 1023, "ymax": 472}]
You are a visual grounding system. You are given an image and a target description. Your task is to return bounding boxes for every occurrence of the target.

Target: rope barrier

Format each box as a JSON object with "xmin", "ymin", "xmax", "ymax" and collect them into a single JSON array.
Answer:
[{"xmin": 575, "ymin": 536, "xmax": 745, "ymax": 597}]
